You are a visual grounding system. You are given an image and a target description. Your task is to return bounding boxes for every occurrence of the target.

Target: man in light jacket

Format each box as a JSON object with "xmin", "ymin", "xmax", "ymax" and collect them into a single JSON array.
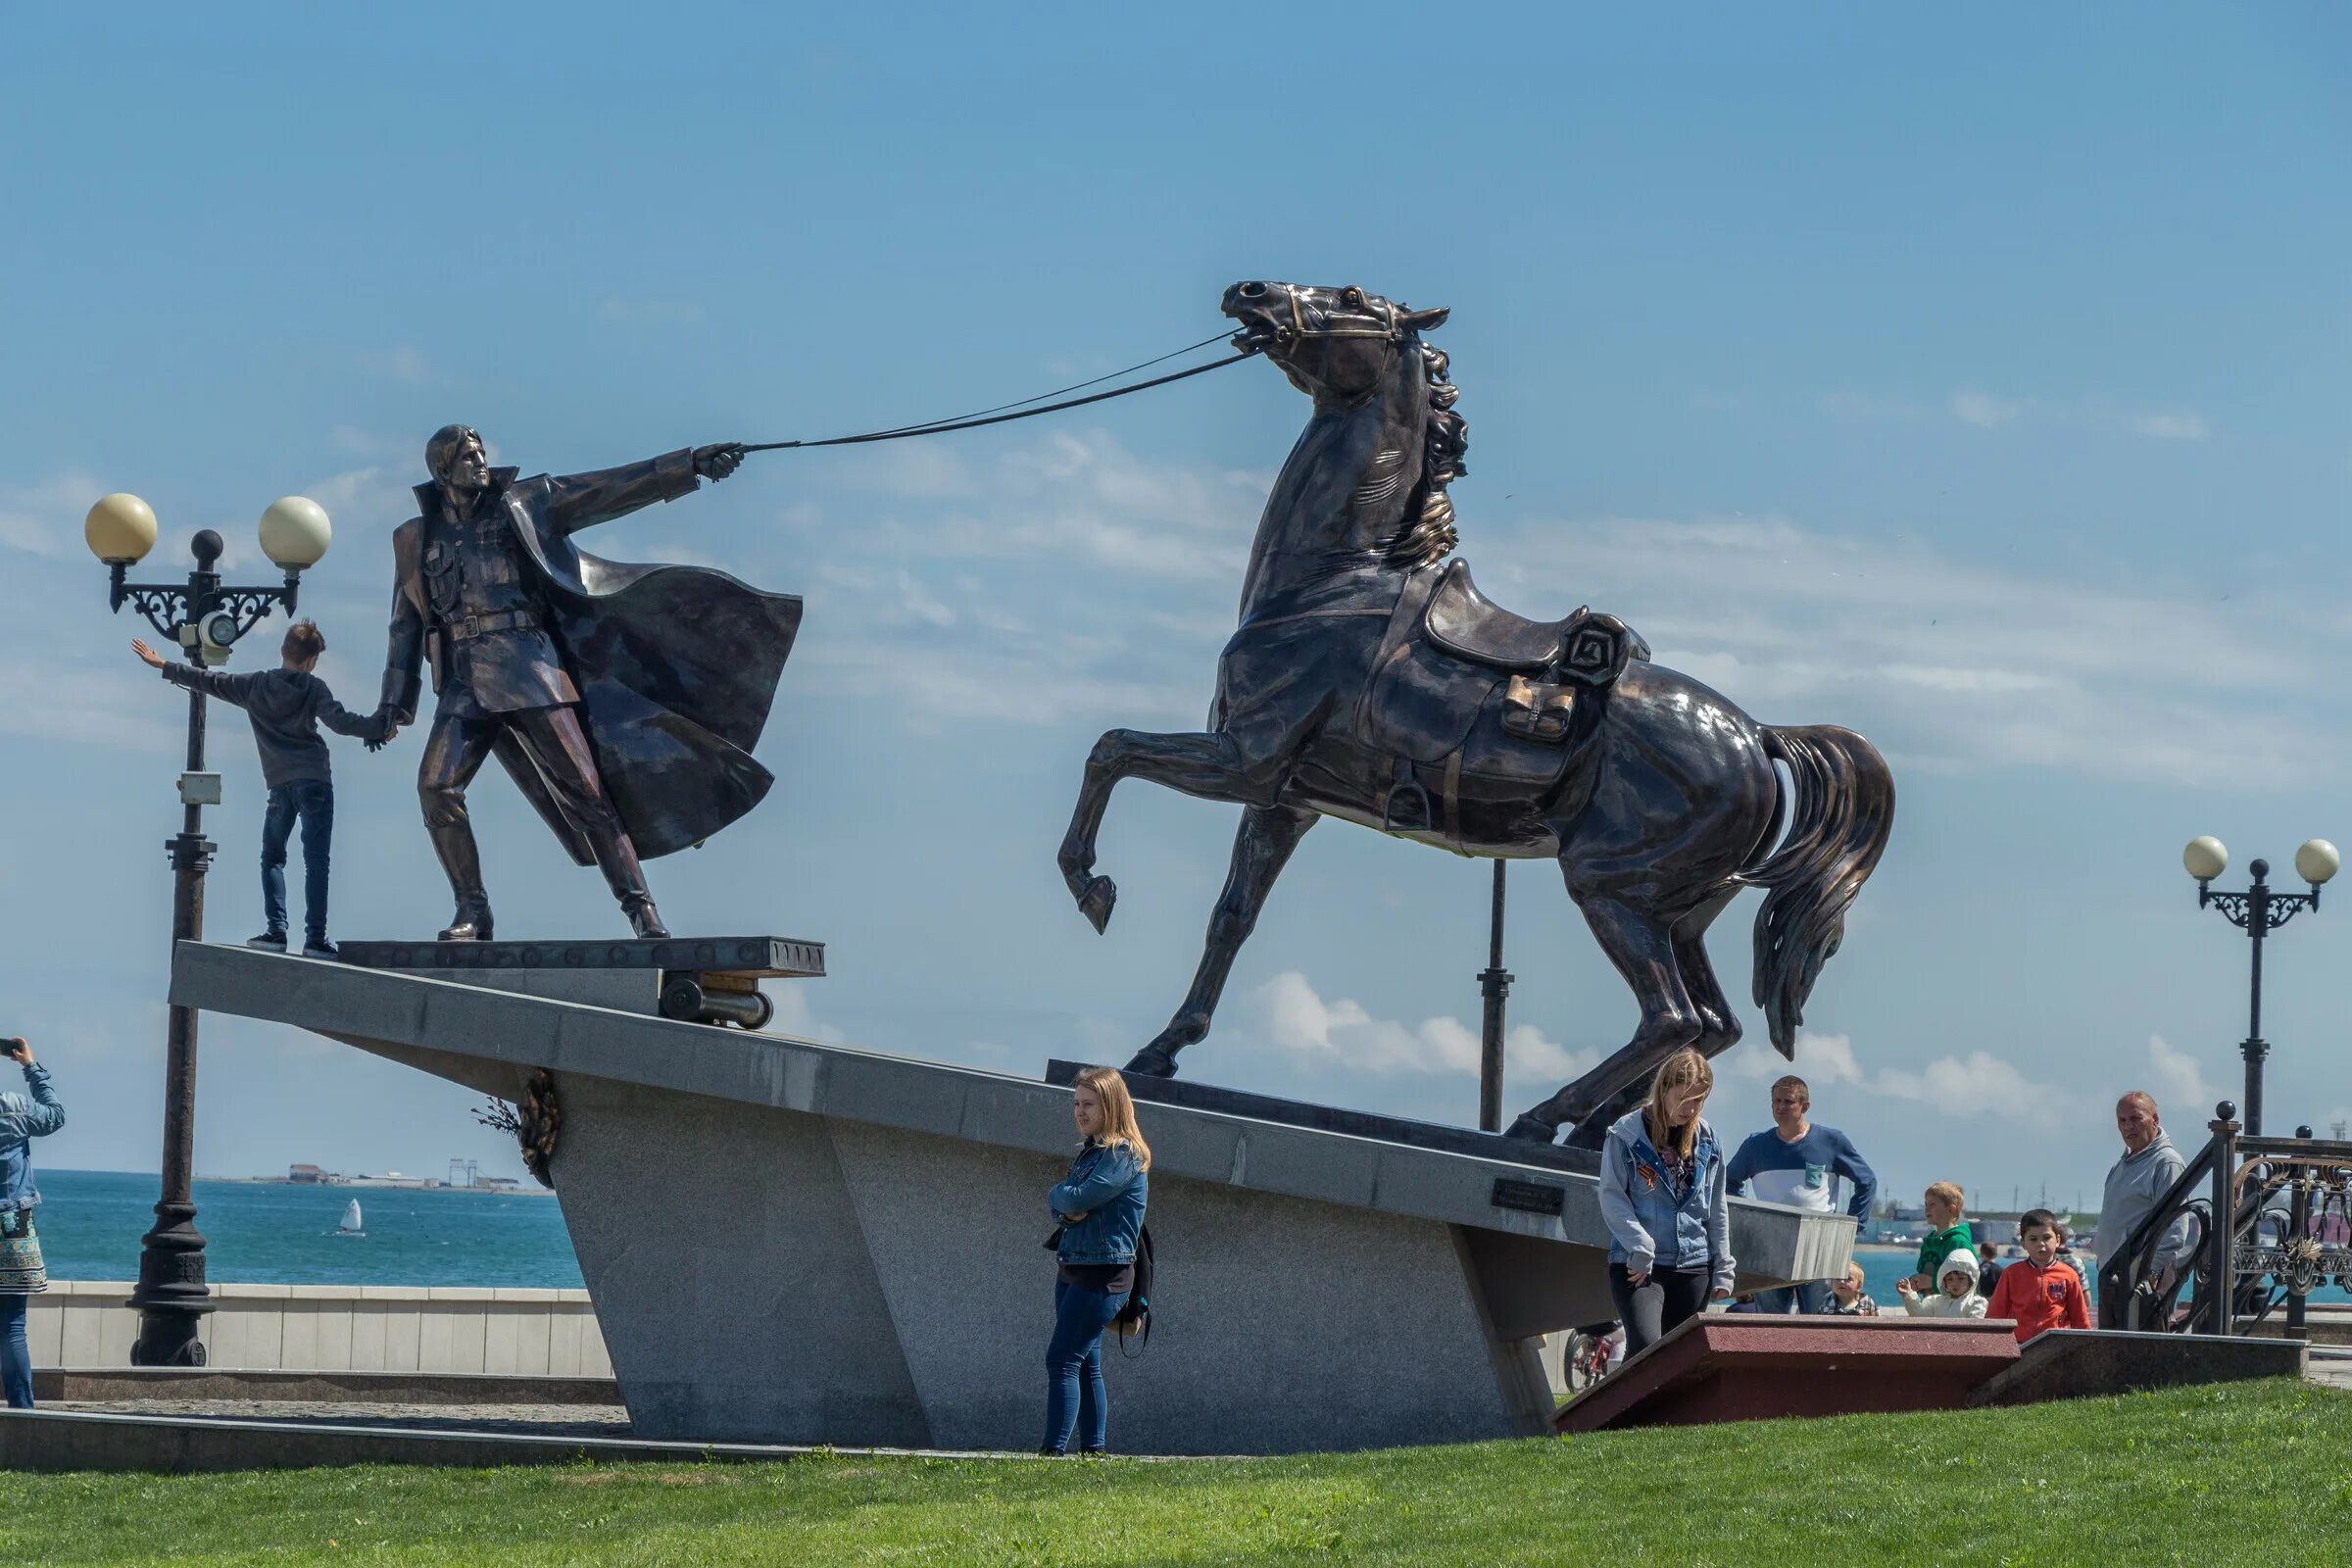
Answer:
[{"xmin": 2094, "ymin": 1091, "xmax": 2187, "ymax": 1329}]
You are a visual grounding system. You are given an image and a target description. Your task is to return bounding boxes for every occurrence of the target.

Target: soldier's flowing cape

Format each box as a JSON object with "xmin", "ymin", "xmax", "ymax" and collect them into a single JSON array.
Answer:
[{"xmin": 385, "ymin": 457, "xmax": 801, "ymax": 864}]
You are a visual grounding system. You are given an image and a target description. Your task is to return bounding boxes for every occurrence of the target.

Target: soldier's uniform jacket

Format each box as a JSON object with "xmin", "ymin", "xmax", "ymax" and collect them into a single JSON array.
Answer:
[
  {"xmin": 418, "ymin": 487, "xmax": 579, "ymax": 715},
  {"xmin": 380, "ymin": 452, "xmax": 802, "ymax": 862}
]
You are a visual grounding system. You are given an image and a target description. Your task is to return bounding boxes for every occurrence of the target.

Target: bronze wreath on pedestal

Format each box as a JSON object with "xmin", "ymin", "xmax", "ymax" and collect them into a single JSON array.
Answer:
[{"xmin": 474, "ymin": 1069, "xmax": 562, "ymax": 1189}]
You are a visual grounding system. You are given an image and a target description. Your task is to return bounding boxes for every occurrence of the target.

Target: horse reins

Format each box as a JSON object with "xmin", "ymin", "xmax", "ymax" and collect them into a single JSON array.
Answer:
[{"xmin": 740, "ymin": 330, "xmax": 1260, "ymax": 455}]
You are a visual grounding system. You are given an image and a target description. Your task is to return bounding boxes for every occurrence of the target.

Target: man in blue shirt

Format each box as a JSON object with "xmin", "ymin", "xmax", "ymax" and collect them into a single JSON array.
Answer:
[{"xmin": 1726, "ymin": 1075, "xmax": 1879, "ymax": 1312}]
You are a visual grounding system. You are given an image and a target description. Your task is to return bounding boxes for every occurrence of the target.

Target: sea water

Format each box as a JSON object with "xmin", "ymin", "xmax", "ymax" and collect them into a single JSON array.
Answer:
[
  {"xmin": 34, "ymin": 1169, "xmax": 581, "ymax": 1290},
  {"xmin": 34, "ymin": 1170, "xmax": 2341, "ymax": 1306}
]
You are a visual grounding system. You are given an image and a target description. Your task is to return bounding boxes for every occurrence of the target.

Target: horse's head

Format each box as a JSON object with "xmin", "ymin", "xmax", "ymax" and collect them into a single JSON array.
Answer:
[{"xmin": 1222, "ymin": 281, "xmax": 1449, "ymax": 401}]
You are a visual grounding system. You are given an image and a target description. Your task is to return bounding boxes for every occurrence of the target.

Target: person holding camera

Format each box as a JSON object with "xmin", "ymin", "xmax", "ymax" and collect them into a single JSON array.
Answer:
[
  {"xmin": 0, "ymin": 1037, "xmax": 65, "ymax": 1408},
  {"xmin": 1043, "ymin": 1066, "xmax": 1150, "ymax": 1456}
]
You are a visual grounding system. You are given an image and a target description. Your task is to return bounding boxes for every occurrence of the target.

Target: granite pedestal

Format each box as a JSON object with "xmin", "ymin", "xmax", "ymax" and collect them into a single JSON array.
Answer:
[
  {"xmin": 1969, "ymin": 1329, "xmax": 2307, "ymax": 1407},
  {"xmin": 172, "ymin": 940, "xmax": 1854, "ymax": 1454}
]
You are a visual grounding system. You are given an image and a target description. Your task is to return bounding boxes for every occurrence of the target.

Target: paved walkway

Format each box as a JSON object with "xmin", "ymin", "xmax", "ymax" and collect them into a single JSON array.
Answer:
[
  {"xmin": 54, "ymin": 1399, "xmax": 631, "ymax": 1440},
  {"xmin": 2303, "ymin": 1353, "xmax": 2352, "ymax": 1392}
]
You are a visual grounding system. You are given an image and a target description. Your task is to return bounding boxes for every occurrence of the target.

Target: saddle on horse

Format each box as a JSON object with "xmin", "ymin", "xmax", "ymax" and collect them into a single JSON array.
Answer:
[{"xmin": 1359, "ymin": 562, "xmax": 1649, "ymax": 840}]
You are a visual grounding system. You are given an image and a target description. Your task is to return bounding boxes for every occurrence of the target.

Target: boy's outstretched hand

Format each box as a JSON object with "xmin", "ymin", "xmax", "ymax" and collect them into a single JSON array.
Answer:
[{"xmin": 131, "ymin": 638, "xmax": 168, "ymax": 669}]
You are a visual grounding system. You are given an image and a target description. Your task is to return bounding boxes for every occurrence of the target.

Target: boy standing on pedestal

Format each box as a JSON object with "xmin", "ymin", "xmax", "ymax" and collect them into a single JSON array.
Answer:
[{"xmin": 133, "ymin": 621, "xmax": 388, "ymax": 957}]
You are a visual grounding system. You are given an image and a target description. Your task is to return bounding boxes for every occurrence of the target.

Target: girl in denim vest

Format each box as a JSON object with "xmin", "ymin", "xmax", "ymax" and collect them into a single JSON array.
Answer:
[
  {"xmin": 1598, "ymin": 1048, "xmax": 1735, "ymax": 1354},
  {"xmin": 1042, "ymin": 1066, "xmax": 1150, "ymax": 1456},
  {"xmin": 1, "ymin": 1037, "xmax": 65, "ymax": 1409}
]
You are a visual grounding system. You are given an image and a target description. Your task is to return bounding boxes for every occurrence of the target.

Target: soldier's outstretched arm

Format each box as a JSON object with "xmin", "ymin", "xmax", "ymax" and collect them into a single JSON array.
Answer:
[{"xmin": 545, "ymin": 444, "xmax": 742, "ymax": 536}]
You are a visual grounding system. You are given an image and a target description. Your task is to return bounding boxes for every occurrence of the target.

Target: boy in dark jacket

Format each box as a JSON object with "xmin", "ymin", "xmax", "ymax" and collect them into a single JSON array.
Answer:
[{"xmin": 133, "ymin": 621, "xmax": 387, "ymax": 957}]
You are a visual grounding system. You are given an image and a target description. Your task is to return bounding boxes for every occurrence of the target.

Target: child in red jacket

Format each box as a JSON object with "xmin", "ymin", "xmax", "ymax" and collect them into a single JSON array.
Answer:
[{"xmin": 1986, "ymin": 1208, "xmax": 2090, "ymax": 1343}]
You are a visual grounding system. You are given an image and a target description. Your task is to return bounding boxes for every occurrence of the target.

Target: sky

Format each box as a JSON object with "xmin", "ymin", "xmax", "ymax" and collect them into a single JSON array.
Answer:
[{"xmin": 1, "ymin": 5, "xmax": 2347, "ymax": 1221}]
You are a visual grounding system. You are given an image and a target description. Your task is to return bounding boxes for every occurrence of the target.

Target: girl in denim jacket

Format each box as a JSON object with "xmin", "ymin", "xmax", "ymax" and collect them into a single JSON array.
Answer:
[
  {"xmin": 1598, "ymin": 1048, "xmax": 1734, "ymax": 1354},
  {"xmin": 0, "ymin": 1037, "xmax": 65, "ymax": 1409},
  {"xmin": 1043, "ymin": 1065, "xmax": 1150, "ymax": 1455}
]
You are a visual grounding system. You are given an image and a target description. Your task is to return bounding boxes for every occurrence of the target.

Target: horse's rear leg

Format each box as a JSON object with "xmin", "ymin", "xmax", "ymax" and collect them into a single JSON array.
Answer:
[
  {"xmin": 1056, "ymin": 727, "xmax": 1270, "ymax": 933},
  {"xmin": 1672, "ymin": 890, "xmax": 1744, "ymax": 1063},
  {"xmin": 1127, "ymin": 804, "xmax": 1316, "ymax": 1078},
  {"xmin": 1543, "ymin": 896, "xmax": 1748, "ymax": 1150},
  {"xmin": 1506, "ymin": 894, "xmax": 1702, "ymax": 1144}
]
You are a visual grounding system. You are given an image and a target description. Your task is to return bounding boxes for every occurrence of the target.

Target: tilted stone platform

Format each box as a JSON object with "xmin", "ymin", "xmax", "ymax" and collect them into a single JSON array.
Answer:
[{"xmin": 172, "ymin": 940, "xmax": 1854, "ymax": 1454}]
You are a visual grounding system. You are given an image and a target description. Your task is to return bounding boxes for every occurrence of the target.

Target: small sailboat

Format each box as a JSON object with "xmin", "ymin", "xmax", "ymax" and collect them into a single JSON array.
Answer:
[{"xmin": 336, "ymin": 1198, "xmax": 365, "ymax": 1238}]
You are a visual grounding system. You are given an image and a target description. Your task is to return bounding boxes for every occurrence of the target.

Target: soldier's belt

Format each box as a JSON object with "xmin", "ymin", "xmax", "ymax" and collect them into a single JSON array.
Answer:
[{"xmin": 446, "ymin": 610, "xmax": 541, "ymax": 642}]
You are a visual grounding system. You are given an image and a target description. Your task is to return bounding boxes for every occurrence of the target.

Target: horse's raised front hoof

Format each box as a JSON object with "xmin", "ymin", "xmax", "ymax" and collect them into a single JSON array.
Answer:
[
  {"xmin": 1123, "ymin": 1045, "xmax": 1178, "ymax": 1078},
  {"xmin": 1503, "ymin": 1112, "xmax": 1558, "ymax": 1143},
  {"xmin": 1077, "ymin": 876, "xmax": 1118, "ymax": 934}
]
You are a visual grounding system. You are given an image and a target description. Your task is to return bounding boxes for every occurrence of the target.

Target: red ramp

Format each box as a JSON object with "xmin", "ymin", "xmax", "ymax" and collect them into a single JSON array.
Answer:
[{"xmin": 1557, "ymin": 1315, "xmax": 2020, "ymax": 1432}]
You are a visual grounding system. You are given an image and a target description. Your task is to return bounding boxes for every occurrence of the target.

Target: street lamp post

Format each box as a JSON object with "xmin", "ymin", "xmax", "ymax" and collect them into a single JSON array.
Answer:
[
  {"xmin": 85, "ymin": 492, "xmax": 331, "ymax": 1364},
  {"xmin": 2182, "ymin": 835, "xmax": 2339, "ymax": 1138},
  {"xmin": 1476, "ymin": 860, "xmax": 1511, "ymax": 1134}
]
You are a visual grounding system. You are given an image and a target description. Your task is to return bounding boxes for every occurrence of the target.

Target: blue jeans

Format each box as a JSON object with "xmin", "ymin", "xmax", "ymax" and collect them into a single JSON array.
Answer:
[
  {"xmin": 1754, "ymin": 1282, "xmax": 1834, "ymax": 1314},
  {"xmin": 0, "ymin": 1294, "xmax": 30, "ymax": 1409},
  {"xmin": 1044, "ymin": 1275, "xmax": 1128, "ymax": 1453},
  {"xmin": 261, "ymin": 780, "xmax": 334, "ymax": 942}
]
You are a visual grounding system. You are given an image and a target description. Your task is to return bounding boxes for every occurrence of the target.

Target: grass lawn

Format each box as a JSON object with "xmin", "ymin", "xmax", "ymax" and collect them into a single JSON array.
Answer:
[{"xmin": 4, "ymin": 1380, "xmax": 2348, "ymax": 1566}]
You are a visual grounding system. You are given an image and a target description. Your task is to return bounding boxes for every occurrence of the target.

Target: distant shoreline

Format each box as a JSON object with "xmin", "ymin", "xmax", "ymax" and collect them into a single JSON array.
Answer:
[
  {"xmin": 45, "ymin": 1167, "xmax": 553, "ymax": 1197},
  {"xmin": 206, "ymin": 1176, "xmax": 556, "ymax": 1196}
]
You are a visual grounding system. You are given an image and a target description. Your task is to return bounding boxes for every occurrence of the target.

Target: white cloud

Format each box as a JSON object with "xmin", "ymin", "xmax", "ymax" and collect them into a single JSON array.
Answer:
[
  {"xmin": 0, "ymin": 470, "xmax": 105, "ymax": 558},
  {"xmin": 1732, "ymin": 1029, "xmax": 1865, "ymax": 1088},
  {"xmin": 849, "ymin": 428, "xmax": 1265, "ymax": 584},
  {"xmin": 302, "ymin": 465, "xmax": 416, "ymax": 534},
  {"xmin": 1831, "ymin": 387, "xmax": 2210, "ymax": 443},
  {"xmin": 756, "ymin": 434, "xmax": 2329, "ymax": 778},
  {"xmin": 0, "ymin": 661, "xmax": 179, "ymax": 753},
  {"xmin": 1733, "ymin": 1031, "xmax": 2069, "ymax": 1127},
  {"xmin": 2122, "ymin": 410, "xmax": 2209, "ymax": 442},
  {"xmin": 1951, "ymin": 389, "xmax": 2024, "ymax": 428},
  {"xmin": 1871, "ymin": 1050, "xmax": 2076, "ymax": 1127},
  {"xmin": 1505, "ymin": 514, "xmax": 2346, "ymax": 788},
  {"xmin": 359, "ymin": 347, "xmax": 430, "ymax": 384},
  {"xmin": 895, "ymin": 569, "xmax": 956, "ymax": 627},
  {"xmin": 1250, "ymin": 970, "xmax": 1597, "ymax": 1082},
  {"xmin": 766, "ymin": 985, "xmax": 843, "ymax": 1044},
  {"xmin": 2141, "ymin": 1034, "xmax": 2220, "ymax": 1121}
]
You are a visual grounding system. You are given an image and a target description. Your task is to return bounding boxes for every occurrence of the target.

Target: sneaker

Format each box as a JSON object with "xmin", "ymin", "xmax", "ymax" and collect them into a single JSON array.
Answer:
[
  {"xmin": 247, "ymin": 932, "xmax": 288, "ymax": 953},
  {"xmin": 301, "ymin": 938, "xmax": 341, "ymax": 960}
]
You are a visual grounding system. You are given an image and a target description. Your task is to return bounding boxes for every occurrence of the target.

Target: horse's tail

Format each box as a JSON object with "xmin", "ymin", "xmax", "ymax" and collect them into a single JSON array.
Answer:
[{"xmin": 1736, "ymin": 725, "xmax": 1895, "ymax": 1056}]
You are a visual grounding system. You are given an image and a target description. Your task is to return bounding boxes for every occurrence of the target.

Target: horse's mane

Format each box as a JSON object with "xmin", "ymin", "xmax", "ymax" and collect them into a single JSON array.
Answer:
[{"xmin": 1386, "ymin": 341, "xmax": 1466, "ymax": 570}]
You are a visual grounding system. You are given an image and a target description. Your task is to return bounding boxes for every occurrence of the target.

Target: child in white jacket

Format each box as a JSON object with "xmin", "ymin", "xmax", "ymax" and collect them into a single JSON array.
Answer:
[{"xmin": 1898, "ymin": 1244, "xmax": 1988, "ymax": 1318}]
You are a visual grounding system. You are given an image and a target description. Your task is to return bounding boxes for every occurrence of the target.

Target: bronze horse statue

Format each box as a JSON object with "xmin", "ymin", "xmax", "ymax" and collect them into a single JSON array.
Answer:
[{"xmin": 1056, "ymin": 281, "xmax": 1893, "ymax": 1144}]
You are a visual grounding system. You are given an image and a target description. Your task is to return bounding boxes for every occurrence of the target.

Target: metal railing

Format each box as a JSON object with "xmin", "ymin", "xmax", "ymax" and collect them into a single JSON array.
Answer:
[{"xmin": 2100, "ymin": 1102, "xmax": 2352, "ymax": 1338}]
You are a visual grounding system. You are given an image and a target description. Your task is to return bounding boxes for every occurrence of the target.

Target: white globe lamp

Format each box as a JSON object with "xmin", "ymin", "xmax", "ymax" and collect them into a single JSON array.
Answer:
[
  {"xmin": 2181, "ymin": 836, "xmax": 2228, "ymax": 883},
  {"xmin": 85, "ymin": 493, "xmax": 159, "ymax": 565},
  {"xmin": 258, "ymin": 496, "xmax": 331, "ymax": 572}
]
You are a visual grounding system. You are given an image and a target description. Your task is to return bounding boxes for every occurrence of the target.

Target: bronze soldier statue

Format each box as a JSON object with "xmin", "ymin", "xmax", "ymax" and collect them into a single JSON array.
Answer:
[{"xmin": 376, "ymin": 426, "xmax": 800, "ymax": 940}]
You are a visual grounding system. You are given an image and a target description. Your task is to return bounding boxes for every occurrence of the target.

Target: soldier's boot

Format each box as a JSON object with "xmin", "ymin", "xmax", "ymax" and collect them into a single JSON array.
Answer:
[
  {"xmin": 427, "ymin": 818, "xmax": 495, "ymax": 942},
  {"xmin": 585, "ymin": 818, "xmax": 667, "ymax": 940}
]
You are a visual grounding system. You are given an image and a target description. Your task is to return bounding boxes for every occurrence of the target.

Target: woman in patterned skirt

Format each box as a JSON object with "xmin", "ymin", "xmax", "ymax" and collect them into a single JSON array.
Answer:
[{"xmin": 0, "ymin": 1036, "xmax": 65, "ymax": 1408}]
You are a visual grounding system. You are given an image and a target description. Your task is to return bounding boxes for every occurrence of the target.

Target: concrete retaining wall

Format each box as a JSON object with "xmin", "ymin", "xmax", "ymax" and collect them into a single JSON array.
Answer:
[{"xmin": 24, "ymin": 1282, "xmax": 612, "ymax": 1378}]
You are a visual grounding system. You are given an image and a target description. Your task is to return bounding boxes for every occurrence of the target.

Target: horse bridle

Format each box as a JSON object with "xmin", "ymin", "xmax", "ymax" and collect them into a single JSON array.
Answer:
[{"xmin": 1272, "ymin": 287, "xmax": 1405, "ymax": 345}]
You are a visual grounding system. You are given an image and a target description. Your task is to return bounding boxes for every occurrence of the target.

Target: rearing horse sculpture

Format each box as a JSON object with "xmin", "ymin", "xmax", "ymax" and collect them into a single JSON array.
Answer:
[{"xmin": 1056, "ymin": 281, "xmax": 1893, "ymax": 1144}]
